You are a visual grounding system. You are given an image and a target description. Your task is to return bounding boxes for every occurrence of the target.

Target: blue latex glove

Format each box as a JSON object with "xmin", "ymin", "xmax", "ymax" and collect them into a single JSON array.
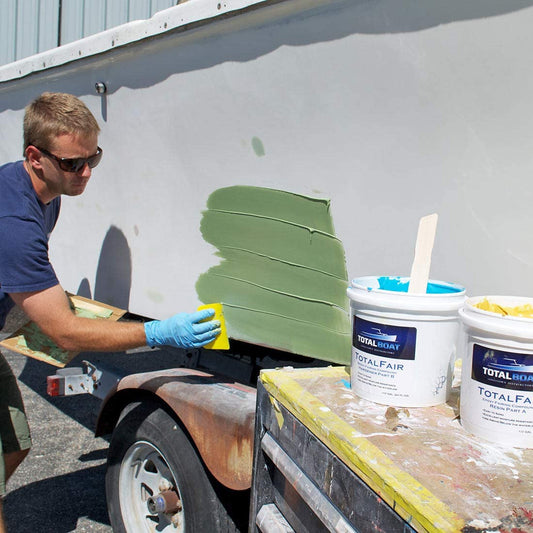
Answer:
[{"xmin": 144, "ymin": 308, "xmax": 221, "ymax": 349}]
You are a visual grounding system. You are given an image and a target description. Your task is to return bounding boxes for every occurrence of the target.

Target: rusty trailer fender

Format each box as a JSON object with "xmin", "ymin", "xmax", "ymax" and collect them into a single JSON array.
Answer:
[{"xmin": 96, "ymin": 367, "xmax": 257, "ymax": 491}]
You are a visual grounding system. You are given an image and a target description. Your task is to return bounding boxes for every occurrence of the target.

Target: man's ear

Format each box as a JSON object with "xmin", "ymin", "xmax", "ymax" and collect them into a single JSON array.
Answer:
[{"xmin": 25, "ymin": 145, "xmax": 44, "ymax": 170}]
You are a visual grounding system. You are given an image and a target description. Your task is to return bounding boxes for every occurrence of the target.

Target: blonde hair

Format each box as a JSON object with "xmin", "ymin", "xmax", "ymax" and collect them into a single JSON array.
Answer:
[{"xmin": 23, "ymin": 92, "xmax": 100, "ymax": 154}]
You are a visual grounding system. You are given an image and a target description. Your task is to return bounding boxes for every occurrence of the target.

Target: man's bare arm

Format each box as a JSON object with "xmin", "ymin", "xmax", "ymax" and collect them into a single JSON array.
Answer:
[{"xmin": 10, "ymin": 284, "xmax": 147, "ymax": 352}]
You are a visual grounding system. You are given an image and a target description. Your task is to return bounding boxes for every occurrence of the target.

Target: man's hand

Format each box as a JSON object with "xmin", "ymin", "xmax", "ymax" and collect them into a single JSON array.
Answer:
[{"xmin": 144, "ymin": 309, "xmax": 221, "ymax": 349}]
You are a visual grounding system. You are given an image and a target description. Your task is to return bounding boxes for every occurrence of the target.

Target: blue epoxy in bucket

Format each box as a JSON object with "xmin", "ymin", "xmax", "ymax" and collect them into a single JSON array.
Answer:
[
  {"xmin": 377, "ymin": 276, "xmax": 463, "ymax": 294},
  {"xmin": 347, "ymin": 276, "xmax": 466, "ymax": 407}
]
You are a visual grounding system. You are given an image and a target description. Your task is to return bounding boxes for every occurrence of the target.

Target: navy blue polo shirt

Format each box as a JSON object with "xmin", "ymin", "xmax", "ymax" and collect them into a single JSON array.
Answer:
[{"xmin": 0, "ymin": 161, "xmax": 61, "ymax": 329}]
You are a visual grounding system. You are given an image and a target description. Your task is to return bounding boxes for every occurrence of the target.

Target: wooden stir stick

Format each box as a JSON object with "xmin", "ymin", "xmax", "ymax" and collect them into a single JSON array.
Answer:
[{"xmin": 408, "ymin": 213, "xmax": 438, "ymax": 294}]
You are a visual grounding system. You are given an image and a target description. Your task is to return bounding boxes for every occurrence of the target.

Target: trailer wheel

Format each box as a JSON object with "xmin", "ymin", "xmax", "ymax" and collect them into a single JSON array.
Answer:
[{"xmin": 105, "ymin": 400, "xmax": 239, "ymax": 532}]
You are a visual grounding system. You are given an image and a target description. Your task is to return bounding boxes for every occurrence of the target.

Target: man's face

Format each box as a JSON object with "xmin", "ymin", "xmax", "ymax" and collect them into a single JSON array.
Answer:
[{"xmin": 38, "ymin": 133, "xmax": 99, "ymax": 197}]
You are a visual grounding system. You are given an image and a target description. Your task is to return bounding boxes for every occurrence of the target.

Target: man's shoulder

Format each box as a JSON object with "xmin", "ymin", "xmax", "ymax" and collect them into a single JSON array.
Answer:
[
  {"xmin": 0, "ymin": 161, "xmax": 33, "ymax": 218},
  {"xmin": 0, "ymin": 160, "xmax": 24, "ymax": 179}
]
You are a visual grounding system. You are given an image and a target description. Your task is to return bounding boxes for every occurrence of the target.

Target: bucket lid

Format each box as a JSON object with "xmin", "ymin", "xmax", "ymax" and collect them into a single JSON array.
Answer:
[
  {"xmin": 347, "ymin": 276, "xmax": 466, "ymax": 312},
  {"xmin": 460, "ymin": 296, "xmax": 533, "ymax": 341}
]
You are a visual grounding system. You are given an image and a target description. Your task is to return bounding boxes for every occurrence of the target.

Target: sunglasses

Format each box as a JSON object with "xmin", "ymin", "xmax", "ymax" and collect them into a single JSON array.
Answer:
[{"xmin": 35, "ymin": 145, "xmax": 103, "ymax": 173}]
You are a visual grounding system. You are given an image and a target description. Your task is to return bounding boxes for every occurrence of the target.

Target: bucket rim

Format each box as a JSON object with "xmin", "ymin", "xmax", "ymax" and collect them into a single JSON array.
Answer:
[
  {"xmin": 463, "ymin": 295, "xmax": 533, "ymax": 325},
  {"xmin": 460, "ymin": 298, "xmax": 533, "ymax": 341},
  {"xmin": 349, "ymin": 275, "xmax": 466, "ymax": 297}
]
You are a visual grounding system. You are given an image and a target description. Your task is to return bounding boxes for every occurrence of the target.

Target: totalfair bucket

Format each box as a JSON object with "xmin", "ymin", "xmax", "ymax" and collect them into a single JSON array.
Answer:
[
  {"xmin": 459, "ymin": 296, "xmax": 533, "ymax": 448},
  {"xmin": 347, "ymin": 276, "xmax": 466, "ymax": 407}
]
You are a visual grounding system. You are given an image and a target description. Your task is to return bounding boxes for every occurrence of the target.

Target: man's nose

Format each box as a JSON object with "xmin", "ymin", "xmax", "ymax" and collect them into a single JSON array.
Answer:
[{"xmin": 78, "ymin": 162, "xmax": 92, "ymax": 177}]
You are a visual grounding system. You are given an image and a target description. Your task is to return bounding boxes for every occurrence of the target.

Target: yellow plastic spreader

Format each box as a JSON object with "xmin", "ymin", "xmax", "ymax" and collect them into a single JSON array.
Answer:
[{"xmin": 197, "ymin": 303, "xmax": 229, "ymax": 350}]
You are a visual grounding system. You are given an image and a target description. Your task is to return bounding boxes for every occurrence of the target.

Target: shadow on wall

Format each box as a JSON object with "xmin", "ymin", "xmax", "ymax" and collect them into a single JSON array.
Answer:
[
  {"xmin": 94, "ymin": 225, "xmax": 132, "ymax": 310},
  {"xmin": 76, "ymin": 225, "xmax": 132, "ymax": 310},
  {"xmin": 2, "ymin": 0, "xmax": 533, "ymax": 111},
  {"xmin": 76, "ymin": 277, "xmax": 92, "ymax": 299}
]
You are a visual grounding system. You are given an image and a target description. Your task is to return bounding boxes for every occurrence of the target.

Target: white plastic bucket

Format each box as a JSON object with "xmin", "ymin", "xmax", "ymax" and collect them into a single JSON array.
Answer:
[
  {"xmin": 347, "ymin": 276, "xmax": 466, "ymax": 407},
  {"xmin": 459, "ymin": 296, "xmax": 533, "ymax": 448}
]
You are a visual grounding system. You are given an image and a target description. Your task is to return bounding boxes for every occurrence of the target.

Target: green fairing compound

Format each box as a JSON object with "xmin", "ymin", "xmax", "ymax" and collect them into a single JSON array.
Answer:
[{"xmin": 196, "ymin": 186, "xmax": 351, "ymax": 364}]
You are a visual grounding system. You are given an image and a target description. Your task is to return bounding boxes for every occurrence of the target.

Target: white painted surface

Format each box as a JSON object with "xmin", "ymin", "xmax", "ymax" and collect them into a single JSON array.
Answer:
[{"xmin": 1, "ymin": 0, "xmax": 533, "ymax": 322}]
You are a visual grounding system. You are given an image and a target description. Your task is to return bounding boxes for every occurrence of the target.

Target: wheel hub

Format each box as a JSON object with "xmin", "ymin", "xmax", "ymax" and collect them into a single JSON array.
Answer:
[{"xmin": 119, "ymin": 440, "xmax": 185, "ymax": 532}]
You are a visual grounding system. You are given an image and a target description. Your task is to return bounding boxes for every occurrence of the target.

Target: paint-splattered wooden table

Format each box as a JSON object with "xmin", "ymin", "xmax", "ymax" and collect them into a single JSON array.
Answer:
[{"xmin": 253, "ymin": 366, "xmax": 533, "ymax": 533}]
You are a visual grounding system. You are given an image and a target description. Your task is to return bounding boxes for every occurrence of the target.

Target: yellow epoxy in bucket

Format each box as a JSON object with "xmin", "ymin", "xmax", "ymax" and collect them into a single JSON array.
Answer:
[
  {"xmin": 474, "ymin": 298, "xmax": 533, "ymax": 318},
  {"xmin": 197, "ymin": 303, "xmax": 229, "ymax": 350}
]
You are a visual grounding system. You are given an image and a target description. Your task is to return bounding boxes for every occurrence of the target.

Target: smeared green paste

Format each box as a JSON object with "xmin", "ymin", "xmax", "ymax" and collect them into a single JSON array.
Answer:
[
  {"xmin": 196, "ymin": 186, "xmax": 351, "ymax": 364},
  {"xmin": 16, "ymin": 321, "xmax": 74, "ymax": 365},
  {"xmin": 251, "ymin": 137, "xmax": 265, "ymax": 157}
]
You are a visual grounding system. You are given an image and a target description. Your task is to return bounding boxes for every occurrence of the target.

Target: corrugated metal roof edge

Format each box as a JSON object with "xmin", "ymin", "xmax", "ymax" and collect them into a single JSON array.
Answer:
[{"xmin": 0, "ymin": 0, "xmax": 270, "ymax": 83}]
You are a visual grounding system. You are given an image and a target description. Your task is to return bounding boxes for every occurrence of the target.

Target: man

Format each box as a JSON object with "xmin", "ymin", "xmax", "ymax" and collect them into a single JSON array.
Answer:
[{"xmin": 0, "ymin": 92, "xmax": 220, "ymax": 531}]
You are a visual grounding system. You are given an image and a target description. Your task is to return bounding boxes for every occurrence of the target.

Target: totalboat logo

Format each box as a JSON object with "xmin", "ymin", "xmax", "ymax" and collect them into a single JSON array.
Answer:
[
  {"xmin": 353, "ymin": 317, "xmax": 416, "ymax": 360},
  {"xmin": 472, "ymin": 345, "xmax": 533, "ymax": 392},
  {"xmin": 358, "ymin": 328, "xmax": 399, "ymax": 351}
]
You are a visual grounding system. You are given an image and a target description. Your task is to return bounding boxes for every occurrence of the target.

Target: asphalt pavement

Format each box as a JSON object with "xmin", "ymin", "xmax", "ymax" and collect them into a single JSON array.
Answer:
[{"xmin": 1, "ymin": 308, "xmax": 113, "ymax": 533}]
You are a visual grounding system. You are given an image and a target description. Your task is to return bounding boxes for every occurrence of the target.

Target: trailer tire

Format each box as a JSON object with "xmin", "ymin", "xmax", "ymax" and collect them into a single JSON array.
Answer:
[{"xmin": 105, "ymin": 400, "xmax": 240, "ymax": 533}]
